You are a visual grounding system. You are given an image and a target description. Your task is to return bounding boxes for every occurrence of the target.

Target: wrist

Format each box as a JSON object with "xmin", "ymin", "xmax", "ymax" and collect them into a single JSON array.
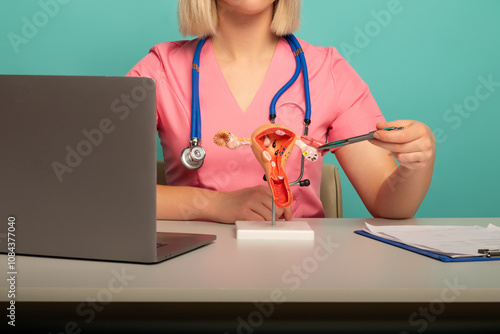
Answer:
[{"xmin": 201, "ymin": 189, "xmax": 224, "ymax": 222}]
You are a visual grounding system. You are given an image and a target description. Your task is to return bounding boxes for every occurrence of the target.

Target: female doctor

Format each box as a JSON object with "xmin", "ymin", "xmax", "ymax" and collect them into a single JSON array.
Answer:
[{"xmin": 127, "ymin": 0, "xmax": 436, "ymax": 223}]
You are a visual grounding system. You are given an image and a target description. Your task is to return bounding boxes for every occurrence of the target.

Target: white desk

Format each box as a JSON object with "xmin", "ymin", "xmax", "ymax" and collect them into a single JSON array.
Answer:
[{"xmin": 1, "ymin": 218, "xmax": 499, "ymax": 333}]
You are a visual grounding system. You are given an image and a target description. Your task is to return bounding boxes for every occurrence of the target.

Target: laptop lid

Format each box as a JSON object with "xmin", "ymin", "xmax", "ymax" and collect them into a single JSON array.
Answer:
[{"xmin": 0, "ymin": 75, "xmax": 215, "ymax": 264}]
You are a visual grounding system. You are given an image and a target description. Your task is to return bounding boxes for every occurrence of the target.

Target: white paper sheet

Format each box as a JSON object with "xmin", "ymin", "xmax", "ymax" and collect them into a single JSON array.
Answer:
[{"xmin": 364, "ymin": 223, "xmax": 500, "ymax": 258}]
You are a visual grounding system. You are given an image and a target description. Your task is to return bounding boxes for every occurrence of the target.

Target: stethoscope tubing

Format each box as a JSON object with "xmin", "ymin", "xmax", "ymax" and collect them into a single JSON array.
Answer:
[
  {"xmin": 186, "ymin": 34, "xmax": 312, "ymax": 180},
  {"xmin": 191, "ymin": 34, "xmax": 310, "ymax": 142},
  {"xmin": 269, "ymin": 35, "xmax": 302, "ymax": 120},
  {"xmin": 285, "ymin": 34, "xmax": 312, "ymax": 122},
  {"xmin": 191, "ymin": 37, "xmax": 207, "ymax": 139}
]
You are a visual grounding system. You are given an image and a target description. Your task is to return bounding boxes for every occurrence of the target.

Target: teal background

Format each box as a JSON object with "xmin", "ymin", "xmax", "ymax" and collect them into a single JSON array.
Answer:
[{"xmin": 1, "ymin": 0, "xmax": 499, "ymax": 218}]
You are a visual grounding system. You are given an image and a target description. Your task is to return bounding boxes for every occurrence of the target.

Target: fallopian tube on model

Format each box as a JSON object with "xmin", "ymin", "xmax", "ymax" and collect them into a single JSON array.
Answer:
[{"xmin": 213, "ymin": 124, "xmax": 326, "ymax": 209}]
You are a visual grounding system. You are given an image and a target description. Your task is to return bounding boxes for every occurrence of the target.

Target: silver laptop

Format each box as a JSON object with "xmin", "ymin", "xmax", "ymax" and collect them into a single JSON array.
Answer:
[{"xmin": 0, "ymin": 75, "xmax": 216, "ymax": 264}]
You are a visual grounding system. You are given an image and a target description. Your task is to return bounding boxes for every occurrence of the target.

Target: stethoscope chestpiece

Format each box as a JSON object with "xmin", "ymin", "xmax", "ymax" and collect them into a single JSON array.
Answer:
[{"xmin": 180, "ymin": 138, "xmax": 206, "ymax": 170}]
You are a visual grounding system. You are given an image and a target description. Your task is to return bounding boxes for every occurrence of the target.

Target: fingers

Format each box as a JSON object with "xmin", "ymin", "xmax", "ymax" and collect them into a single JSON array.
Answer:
[
  {"xmin": 218, "ymin": 186, "xmax": 296, "ymax": 223},
  {"xmin": 232, "ymin": 185, "xmax": 294, "ymax": 222},
  {"xmin": 283, "ymin": 206, "xmax": 293, "ymax": 221},
  {"xmin": 248, "ymin": 186, "xmax": 274, "ymax": 221},
  {"xmin": 391, "ymin": 151, "xmax": 432, "ymax": 170},
  {"xmin": 247, "ymin": 209, "xmax": 269, "ymax": 222},
  {"xmin": 370, "ymin": 136, "xmax": 425, "ymax": 153},
  {"xmin": 376, "ymin": 120, "xmax": 412, "ymax": 132},
  {"xmin": 275, "ymin": 204, "xmax": 292, "ymax": 221},
  {"xmin": 373, "ymin": 121, "xmax": 416, "ymax": 144},
  {"xmin": 252, "ymin": 186, "xmax": 294, "ymax": 222},
  {"xmin": 259, "ymin": 186, "xmax": 274, "ymax": 211},
  {"xmin": 370, "ymin": 120, "xmax": 436, "ymax": 170},
  {"xmin": 251, "ymin": 203, "xmax": 292, "ymax": 222}
]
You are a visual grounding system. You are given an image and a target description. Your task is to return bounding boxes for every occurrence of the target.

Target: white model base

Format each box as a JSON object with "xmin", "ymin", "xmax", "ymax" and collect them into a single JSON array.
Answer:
[{"xmin": 235, "ymin": 221, "xmax": 314, "ymax": 240}]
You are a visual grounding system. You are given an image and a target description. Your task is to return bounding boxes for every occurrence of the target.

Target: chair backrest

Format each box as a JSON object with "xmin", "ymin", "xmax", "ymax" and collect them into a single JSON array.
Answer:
[
  {"xmin": 320, "ymin": 163, "xmax": 343, "ymax": 218},
  {"xmin": 156, "ymin": 161, "xmax": 342, "ymax": 218}
]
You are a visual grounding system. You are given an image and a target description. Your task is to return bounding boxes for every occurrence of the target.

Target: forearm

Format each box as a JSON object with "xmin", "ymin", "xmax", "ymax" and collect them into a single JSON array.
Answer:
[
  {"xmin": 156, "ymin": 184, "xmax": 291, "ymax": 223},
  {"xmin": 372, "ymin": 159, "xmax": 435, "ymax": 219},
  {"xmin": 156, "ymin": 185, "xmax": 219, "ymax": 221}
]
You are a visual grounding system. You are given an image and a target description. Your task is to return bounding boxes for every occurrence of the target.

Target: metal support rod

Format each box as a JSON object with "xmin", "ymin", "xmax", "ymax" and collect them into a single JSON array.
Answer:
[{"xmin": 272, "ymin": 198, "xmax": 276, "ymax": 227}]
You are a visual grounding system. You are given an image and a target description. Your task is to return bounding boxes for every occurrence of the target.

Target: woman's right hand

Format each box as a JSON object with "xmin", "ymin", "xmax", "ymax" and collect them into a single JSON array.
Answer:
[{"xmin": 210, "ymin": 185, "xmax": 293, "ymax": 224}]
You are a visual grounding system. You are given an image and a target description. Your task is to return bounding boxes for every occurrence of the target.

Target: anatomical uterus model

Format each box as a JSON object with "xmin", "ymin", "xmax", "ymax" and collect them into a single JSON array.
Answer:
[{"xmin": 213, "ymin": 124, "xmax": 325, "ymax": 209}]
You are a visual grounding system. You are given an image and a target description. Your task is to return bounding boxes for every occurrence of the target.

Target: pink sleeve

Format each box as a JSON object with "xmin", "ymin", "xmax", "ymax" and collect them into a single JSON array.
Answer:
[
  {"xmin": 126, "ymin": 47, "xmax": 163, "ymax": 127},
  {"xmin": 328, "ymin": 48, "xmax": 385, "ymax": 149}
]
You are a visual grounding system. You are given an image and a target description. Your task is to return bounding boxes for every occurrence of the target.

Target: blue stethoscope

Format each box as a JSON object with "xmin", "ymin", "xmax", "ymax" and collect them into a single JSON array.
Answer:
[{"xmin": 181, "ymin": 34, "xmax": 312, "ymax": 186}]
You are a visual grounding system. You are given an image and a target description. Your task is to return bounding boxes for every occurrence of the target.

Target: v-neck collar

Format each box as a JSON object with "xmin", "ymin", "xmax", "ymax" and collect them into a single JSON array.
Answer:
[{"xmin": 205, "ymin": 37, "xmax": 285, "ymax": 114}]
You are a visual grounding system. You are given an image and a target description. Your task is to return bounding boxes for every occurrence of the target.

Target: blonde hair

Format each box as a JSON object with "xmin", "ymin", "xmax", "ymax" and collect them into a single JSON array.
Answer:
[{"xmin": 178, "ymin": 0, "xmax": 301, "ymax": 37}]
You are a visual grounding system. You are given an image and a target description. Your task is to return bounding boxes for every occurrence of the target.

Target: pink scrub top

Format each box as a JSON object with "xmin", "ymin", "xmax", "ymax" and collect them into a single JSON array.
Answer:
[{"xmin": 127, "ymin": 37, "xmax": 385, "ymax": 218}]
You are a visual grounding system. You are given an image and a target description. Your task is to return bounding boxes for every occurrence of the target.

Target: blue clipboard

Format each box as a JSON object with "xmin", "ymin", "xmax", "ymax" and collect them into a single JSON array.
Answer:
[{"xmin": 354, "ymin": 230, "xmax": 500, "ymax": 262}]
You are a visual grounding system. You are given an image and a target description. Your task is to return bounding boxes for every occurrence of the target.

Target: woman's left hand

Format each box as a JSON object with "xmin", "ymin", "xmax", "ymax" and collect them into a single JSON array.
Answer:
[{"xmin": 370, "ymin": 120, "xmax": 436, "ymax": 170}]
